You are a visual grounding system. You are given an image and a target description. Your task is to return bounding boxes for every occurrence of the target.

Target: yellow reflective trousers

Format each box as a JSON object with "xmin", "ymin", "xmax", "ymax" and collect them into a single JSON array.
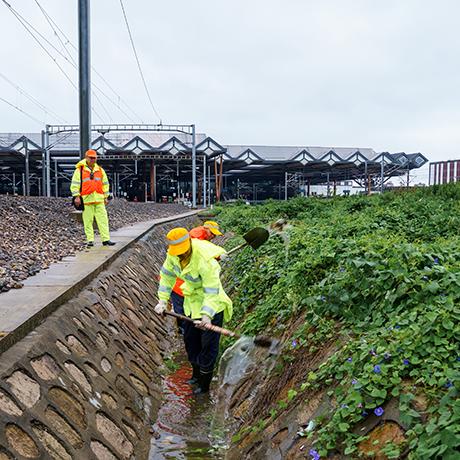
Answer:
[{"xmin": 82, "ymin": 203, "xmax": 110, "ymax": 243}]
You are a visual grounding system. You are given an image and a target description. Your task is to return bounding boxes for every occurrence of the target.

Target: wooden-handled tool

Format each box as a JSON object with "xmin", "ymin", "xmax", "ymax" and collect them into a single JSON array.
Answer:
[
  {"xmin": 163, "ymin": 310, "xmax": 275, "ymax": 348},
  {"xmin": 225, "ymin": 227, "xmax": 269, "ymax": 256}
]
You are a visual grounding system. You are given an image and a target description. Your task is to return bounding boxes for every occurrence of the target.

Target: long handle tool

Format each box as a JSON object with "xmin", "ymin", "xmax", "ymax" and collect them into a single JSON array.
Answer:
[
  {"xmin": 164, "ymin": 310, "xmax": 276, "ymax": 348},
  {"xmin": 225, "ymin": 227, "xmax": 269, "ymax": 256}
]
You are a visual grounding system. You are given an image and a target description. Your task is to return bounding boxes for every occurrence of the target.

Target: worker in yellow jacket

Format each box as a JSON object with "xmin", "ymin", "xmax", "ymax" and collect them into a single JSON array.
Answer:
[
  {"xmin": 155, "ymin": 227, "xmax": 232, "ymax": 394},
  {"xmin": 70, "ymin": 149, "xmax": 115, "ymax": 247}
]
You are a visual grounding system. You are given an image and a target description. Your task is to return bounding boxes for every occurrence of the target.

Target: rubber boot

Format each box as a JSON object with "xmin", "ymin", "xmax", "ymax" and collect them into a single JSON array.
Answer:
[
  {"xmin": 193, "ymin": 371, "xmax": 213, "ymax": 395},
  {"xmin": 186, "ymin": 364, "xmax": 200, "ymax": 385}
]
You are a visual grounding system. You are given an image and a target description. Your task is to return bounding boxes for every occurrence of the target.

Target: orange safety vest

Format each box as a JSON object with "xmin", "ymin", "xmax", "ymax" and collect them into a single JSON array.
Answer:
[
  {"xmin": 81, "ymin": 167, "xmax": 104, "ymax": 196},
  {"xmin": 189, "ymin": 226, "xmax": 211, "ymax": 240},
  {"xmin": 171, "ymin": 226, "xmax": 213, "ymax": 297}
]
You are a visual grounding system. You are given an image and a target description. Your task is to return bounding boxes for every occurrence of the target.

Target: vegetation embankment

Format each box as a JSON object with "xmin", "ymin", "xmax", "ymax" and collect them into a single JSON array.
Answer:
[{"xmin": 216, "ymin": 185, "xmax": 460, "ymax": 459}]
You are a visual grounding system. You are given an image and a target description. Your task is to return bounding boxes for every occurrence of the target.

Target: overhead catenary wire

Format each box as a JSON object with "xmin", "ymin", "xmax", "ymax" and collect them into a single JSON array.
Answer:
[
  {"xmin": 33, "ymin": 0, "xmax": 77, "ymax": 67},
  {"xmin": 118, "ymin": 0, "xmax": 162, "ymax": 123},
  {"xmin": 1, "ymin": 0, "xmax": 78, "ymax": 91},
  {"xmin": 0, "ymin": 71, "xmax": 68, "ymax": 123},
  {"xmin": 0, "ymin": 0, "xmax": 107, "ymax": 123},
  {"xmin": 33, "ymin": 0, "xmax": 145, "ymax": 123},
  {"xmin": 0, "ymin": 95, "xmax": 45, "ymax": 125}
]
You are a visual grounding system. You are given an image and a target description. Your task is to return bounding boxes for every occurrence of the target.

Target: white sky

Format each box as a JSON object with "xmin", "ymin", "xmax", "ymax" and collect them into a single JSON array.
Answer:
[{"xmin": 2, "ymin": 0, "xmax": 460, "ymax": 183}]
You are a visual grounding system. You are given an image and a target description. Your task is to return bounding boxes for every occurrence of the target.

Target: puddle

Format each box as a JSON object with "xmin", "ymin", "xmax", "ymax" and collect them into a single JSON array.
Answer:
[
  {"xmin": 149, "ymin": 335, "xmax": 280, "ymax": 459},
  {"xmin": 149, "ymin": 354, "xmax": 224, "ymax": 460}
]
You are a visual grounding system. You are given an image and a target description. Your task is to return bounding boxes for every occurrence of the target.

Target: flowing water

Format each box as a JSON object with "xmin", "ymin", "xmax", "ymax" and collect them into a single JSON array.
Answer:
[
  {"xmin": 148, "ymin": 353, "xmax": 224, "ymax": 459},
  {"xmin": 149, "ymin": 337, "xmax": 281, "ymax": 459},
  {"xmin": 269, "ymin": 223, "xmax": 292, "ymax": 263}
]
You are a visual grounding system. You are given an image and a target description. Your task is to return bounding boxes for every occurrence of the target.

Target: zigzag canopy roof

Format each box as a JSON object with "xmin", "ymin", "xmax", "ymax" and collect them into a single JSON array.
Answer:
[{"xmin": 0, "ymin": 132, "xmax": 428, "ymax": 182}]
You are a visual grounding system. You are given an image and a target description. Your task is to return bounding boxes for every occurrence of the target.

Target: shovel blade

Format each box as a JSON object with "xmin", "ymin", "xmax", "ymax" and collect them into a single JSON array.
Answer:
[{"xmin": 243, "ymin": 227, "xmax": 269, "ymax": 250}]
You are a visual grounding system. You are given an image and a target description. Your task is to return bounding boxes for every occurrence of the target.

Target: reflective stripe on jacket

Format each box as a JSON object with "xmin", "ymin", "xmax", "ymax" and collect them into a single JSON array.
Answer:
[
  {"xmin": 70, "ymin": 159, "xmax": 110, "ymax": 204},
  {"xmin": 172, "ymin": 226, "xmax": 212, "ymax": 296},
  {"xmin": 158, "ymin": 238, "xmax": 232, "ymax": 321}
]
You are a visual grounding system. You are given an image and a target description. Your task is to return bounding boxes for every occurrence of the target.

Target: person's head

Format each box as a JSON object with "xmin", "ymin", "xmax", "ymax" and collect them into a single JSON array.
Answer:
[
  {"xmin": 166, "ymin": 227, "xmax": 191, "ymax": 261},
  {"xmin": 85, "ymin": 149, "xmax": 97, "ymax": 167},
  {"xmin": 203, "ymin": 221, "xmax": 223, "ymax": 240}
]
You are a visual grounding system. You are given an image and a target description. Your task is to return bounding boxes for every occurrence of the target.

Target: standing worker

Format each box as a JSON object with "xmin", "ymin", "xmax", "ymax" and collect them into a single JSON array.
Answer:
[
  {"xmin": 170, "ymin": 221, "xmax": 224, "ymax": 334},
  {"xmin": 155, "ymin": 227, "xmax": 232, "ymax": 394},
  {"xmin": 70, "ymin": 149, "xmax": 116, "ymax": 247}
]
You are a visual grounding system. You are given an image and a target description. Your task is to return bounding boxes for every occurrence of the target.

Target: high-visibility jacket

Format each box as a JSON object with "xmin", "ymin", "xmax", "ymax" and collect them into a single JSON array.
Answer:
[
  {"xmin": 158, "ymin": 238, "xmax": 233, "ymax": 321},
  {"xmin": 171, "ymin": 226, "xmax": 213, "ymax": 296},
  {"xmin": 70, "ymin": 160, "xmax": 110, "ymax": 205}
]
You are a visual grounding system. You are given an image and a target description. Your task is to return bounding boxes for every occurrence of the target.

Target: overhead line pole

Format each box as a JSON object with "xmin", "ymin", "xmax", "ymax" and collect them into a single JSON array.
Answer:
[
  {"xmin": 192, "ymin": 124, "xmax": 197, "ymax": 208},
  {"xmin": 78, "ymin": 0, "xmax": 91, "ymax": 158}
]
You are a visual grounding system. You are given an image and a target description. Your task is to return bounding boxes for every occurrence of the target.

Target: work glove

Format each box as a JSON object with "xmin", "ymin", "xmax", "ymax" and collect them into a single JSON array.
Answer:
[
  {"xmin": 154, "ymin": 300, "xmax": 167, "ymax": 315},
  {"xmin": 194, "ymin": 315, "xmax": 212, "ymax": 330}
]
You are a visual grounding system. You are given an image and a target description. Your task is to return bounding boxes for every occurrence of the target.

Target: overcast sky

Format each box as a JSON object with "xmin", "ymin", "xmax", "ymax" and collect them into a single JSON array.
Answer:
[{"xmin": 1, "ymin": 0, "xmax": 460, "ymax": 182}]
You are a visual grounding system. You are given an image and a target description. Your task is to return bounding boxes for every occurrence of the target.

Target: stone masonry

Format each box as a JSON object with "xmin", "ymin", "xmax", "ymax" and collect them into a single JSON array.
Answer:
[{"xmin": 0, "ymin": 216, "xmax": 197, "ymax": 459}]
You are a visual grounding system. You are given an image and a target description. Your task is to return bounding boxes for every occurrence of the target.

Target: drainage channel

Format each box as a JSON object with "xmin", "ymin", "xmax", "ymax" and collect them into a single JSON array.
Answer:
[
  {"xmin": 0, "ymin": 213, "xmax": 274, "ymax": 459},
  {"xmin": 149, "ymin": 346, "xmax": 224, "ymax": 460}
]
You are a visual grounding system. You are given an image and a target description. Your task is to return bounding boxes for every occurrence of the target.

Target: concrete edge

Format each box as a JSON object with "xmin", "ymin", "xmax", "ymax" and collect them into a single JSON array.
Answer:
[{"xmin": 0, "ymin": 210, "xmax": 200, "ymax": 356}]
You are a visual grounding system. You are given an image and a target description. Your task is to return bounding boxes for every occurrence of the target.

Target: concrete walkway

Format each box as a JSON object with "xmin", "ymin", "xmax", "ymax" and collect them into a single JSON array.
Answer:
[{"xmin": 0, "ymin": 210, "xmax": 198, "ymax": 354}]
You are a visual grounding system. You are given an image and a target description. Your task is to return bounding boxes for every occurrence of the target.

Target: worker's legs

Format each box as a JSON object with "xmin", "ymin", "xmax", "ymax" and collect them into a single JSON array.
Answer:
[
  {"xmin": 94, "ymin": 203, "xmax": 111, "ymax": 242},
  {"xmin": 196, "ymin": 312, "xmax": 224, "ymax": 374},
  {"xmin": 82, "ymin": 204, "xmax": 96, "ymax": 242},
  {"xmin": 182, "ymin": 321, "xmax": 201, "ymax": 384},
  {"xmin": 192, "ymin": 312, "xmax": 224, "ymax": 394},
  {"xmin": 170, "ymin": 291, "xmax": 185, "ymax": 334},
  {"xmin": 183, "ymin": 320, "xmax": 201, "ymax": 365}
]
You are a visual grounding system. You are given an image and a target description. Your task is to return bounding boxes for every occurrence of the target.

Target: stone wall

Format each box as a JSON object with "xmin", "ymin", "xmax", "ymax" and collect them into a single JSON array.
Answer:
[{"xmin": 0, "ymin": 216, "xmax": 197, "ymax": 459}]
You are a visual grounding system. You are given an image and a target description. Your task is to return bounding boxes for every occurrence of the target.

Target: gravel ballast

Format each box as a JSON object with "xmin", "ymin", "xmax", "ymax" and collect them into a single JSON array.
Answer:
[{"xmin": 0, "ymin": 195, "xmax": 187, "ymax": 292}]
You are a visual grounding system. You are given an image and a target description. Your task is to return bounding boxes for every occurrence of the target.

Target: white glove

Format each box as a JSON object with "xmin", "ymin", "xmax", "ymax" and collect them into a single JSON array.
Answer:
[
  {"xmin": 194, "ymin": 315, "xmax": 212, "ymax": 330},
  {"xmin": 154, "ymin": 300, "xmax": 167, "ymax": 315},
  {"xmin": 219, "ymin": 253, "xmax": 228, "ymax": 261}
]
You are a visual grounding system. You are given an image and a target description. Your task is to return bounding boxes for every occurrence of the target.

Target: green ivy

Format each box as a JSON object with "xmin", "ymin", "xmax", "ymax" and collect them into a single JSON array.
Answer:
[{"xmin": 217, "ymin": 186, "xmax": 460, "ymax": 458}]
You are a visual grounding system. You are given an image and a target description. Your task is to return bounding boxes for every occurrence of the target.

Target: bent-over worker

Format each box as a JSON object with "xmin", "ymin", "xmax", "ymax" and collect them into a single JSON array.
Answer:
[
  {"xmin": 170, "ymin": 220, "xmax": 224, "ymax": 334},
  {"xmin": 155, "ymin": 227, "xmax": 232, "ymax": 394}
]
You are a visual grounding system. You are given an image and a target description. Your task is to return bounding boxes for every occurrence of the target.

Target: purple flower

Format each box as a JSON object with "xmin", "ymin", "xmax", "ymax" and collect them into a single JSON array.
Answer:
[
  {"xmin": 347, "ymin": 357, "xmax": 353, "ymax": 363},
  {"xmin": 384, "ymin": 352, "xmax": 391, "ymax": 360},
  {"xmin": 339, "ymin": 267, "xmax": 345, "ymax": 272},
  {"xmin": 309, "ymin": 448, "xmax": 320, "ymax": 460},
  {"xmin": 320, "ymin": 296, "xmax": 326, "ymax": 302},
  {"xmin": 351, "ymin": 379, "xmax": 358, "ymax": 385},
  {"xmin": 341, "ymin": 404, "xmax": 349, "ymax": 409},
  {"xmin": 362, "ymin": 410, "xmax": 369, "ymax": 417},
  {"xmin": 433, "ymin": 257, "xmax": 439, "ymax": 264},
  {"xmin": 291, "ymin": 339, "xmax": 298, "ymax": 348},
  {"xmin": 357, "ymin": 402, "xmax": 363, "ymax": 408},
  {"xmin": 370, "ymin": 349, "xmax": 377, "ymax": 356},
  {"xmin": 373, "ymin": 365, "xmax": 381, "ymax": 374},
  {"xmin": 395, "ymin": 325, "xmax": 401, "ymax": 329},
  {"xmin": 445, "ymin": 380, "xmax": 453, "ymax": 388},
  {"xmin": 457, "ymin": 357, "xmax": 460, "ymax": 362},
  {"xmin": 374, "ymin": 407, "xmax": 384, "ymax": 416},
  {"xmin": 403, "ymin": 359, "xmax": 410, "ymax": 365}
]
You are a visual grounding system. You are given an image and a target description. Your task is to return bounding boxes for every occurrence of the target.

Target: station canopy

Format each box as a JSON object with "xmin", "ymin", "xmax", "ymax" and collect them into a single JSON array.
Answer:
[{"xmin": 0, "ymin": 130, "xmax": 428, "ymax": 184}]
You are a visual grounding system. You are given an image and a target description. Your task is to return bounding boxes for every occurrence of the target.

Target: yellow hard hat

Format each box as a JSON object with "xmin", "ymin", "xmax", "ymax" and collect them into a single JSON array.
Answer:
[
  {"xmin": 204, "ymin": 220, "xmax": 223, "ymax": 236},
  {"xmin": 166, "ymin": 227, "xmax": 191, "ymax": 256}
]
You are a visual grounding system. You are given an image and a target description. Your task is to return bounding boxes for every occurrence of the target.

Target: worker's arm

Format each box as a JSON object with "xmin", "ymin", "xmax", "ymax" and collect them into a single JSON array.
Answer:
[
  {"xmin": 157, "ymin": 256, "xmax": 177, "ymax": 302},
  {"xmin": 70, "ymin": 168, "xmax": 81, "ymax": 197},
  {"xmin": 199, "ymin": 258, "xmax": 225, "ymax": 319},
  {"xmin": 101, "ymin": 168, "xmax": 110, "ymax": 198}
]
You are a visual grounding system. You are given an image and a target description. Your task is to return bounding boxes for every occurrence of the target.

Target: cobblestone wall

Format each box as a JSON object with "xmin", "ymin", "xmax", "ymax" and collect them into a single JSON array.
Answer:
[{"xmin": 0, "ymin": 217, "xmax": 197, "ymax": 459}]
